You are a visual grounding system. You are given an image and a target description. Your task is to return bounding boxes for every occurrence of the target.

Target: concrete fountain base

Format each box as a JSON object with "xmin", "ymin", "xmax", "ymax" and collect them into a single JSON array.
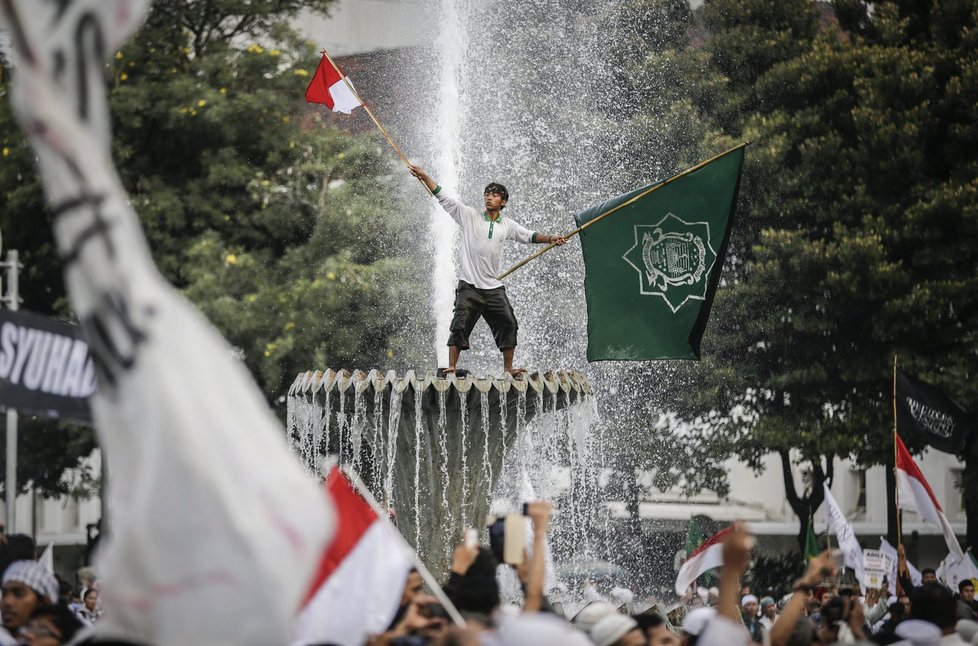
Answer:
[{"xmin": 287, "ymin": 368, "xmax": 594, "ymax": 570}]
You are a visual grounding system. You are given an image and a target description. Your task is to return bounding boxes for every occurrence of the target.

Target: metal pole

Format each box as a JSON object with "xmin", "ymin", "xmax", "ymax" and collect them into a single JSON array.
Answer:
[{"xmin": 4, "ymin": 250, "xmax": 18, "ymax": 532}]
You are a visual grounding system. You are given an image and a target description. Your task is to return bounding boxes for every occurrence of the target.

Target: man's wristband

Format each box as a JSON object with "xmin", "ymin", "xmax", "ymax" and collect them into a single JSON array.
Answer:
[{"xmin": 433, "ymin": 184, "xmax": 442, "ymax": 195}]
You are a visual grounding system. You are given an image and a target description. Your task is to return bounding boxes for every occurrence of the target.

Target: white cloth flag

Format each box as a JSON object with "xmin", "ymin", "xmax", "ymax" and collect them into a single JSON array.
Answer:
[
  {"xmin": 38, "ymin": 543, "xmax": 54, "ymax": 574},
  {"xmin": 823, "ymin": 484, "xmax": 865, "ymax": 590},
  {"xmin": 2, "ymin": 2, "xmax": 334, "ymax": 643},
  {"xmin": 879, "ymin": 537, "xmax": 921, "ymax": 596},
  {"xmin": 936, "ymin": 551, "xmax": 978, "ymax": 590},
  {"xmin": 895, "ymin": 434, "xmax": 965, "ymax": 563}
]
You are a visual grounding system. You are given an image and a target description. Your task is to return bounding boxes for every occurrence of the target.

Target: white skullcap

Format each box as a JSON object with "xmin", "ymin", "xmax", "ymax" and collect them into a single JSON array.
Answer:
[
  {"xmin": 590, "ymin": 613, "xmax": 639, "ymax": 646},
  {"xmin": 895, "ymin": 619, "xmax": 942, "ymax": 646},
  {"xmin": 572, "ymin": 601, "xmax": 617, "ymax": 632},
  {"xmin": 741, "ymin": 594, "xmax": 759, "ymax": 606},
  {"xmin": 682, "ymin": 607, "xmax": 717, "ymax": 636}
]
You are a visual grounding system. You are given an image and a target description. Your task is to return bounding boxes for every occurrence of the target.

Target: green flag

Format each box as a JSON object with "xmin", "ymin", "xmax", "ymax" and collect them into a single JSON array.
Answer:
[
  {"xmin": 804, "ymin": 515, "xmax": 820, "ymax": 562},
  {"xmin": 574, "ymin": 145, "xmax": 745, "ymax": 360}
]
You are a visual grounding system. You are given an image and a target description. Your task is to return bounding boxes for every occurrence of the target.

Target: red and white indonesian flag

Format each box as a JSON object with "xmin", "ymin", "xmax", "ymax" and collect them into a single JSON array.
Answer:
[
  {"xmin": 305, "ymin": 53, "xmax": 363, "ymax": 114},
  {"xmin": 895, "ymin": 434, "xmax": 964, "ymax": 563},
  {"xmin": 675, "ymin": 525, "xmax": 733, "ymax": 595},
  {"xmin": 292, "ymin": 466, "xmax": 414, "ymax": 646}
]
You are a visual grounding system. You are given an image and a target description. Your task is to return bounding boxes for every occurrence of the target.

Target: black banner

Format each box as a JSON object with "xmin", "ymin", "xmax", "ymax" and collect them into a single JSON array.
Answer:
[
  {"xmin": 896, "ymin": 368, "xmax": 973, "ymax": 454},
  {"xmin": 0, "ymin": 309, "xmax": 94, "ymax": 423}
]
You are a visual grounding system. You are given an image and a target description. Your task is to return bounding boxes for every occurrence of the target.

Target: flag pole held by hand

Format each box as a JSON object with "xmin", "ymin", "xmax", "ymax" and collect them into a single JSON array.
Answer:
[
  {"xmin": 318, "ymin": 50, "xmax": 433, "ymax": 197},
  {"xmin": 496, "ymin": 142, "xmax": 751, "ymax": 281}
]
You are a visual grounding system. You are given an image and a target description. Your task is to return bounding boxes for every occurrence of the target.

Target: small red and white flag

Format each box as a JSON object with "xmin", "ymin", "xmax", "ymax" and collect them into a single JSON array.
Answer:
[
  {"xmin": 675, "ymin": 525, "xmax": 733, "ymax": 595},
  {"xmin": 292, "ymin": 466, "xmax": 414, "ymax": 646},
  {"xmin": 895, "ymin": 433, "xmax": 964, "ymax": 563},
  {"xmin": 305, "ymin": 53, "xmax": 363, "ymax": 114}
]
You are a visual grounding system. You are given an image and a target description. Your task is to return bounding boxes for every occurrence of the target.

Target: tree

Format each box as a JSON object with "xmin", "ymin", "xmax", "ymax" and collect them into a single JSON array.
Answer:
[
  {"xmin": 654, "ymin": 0, "xmax": 978, "ymax": 549},
  {"xmin": 0, "ymin": 0, "xmax": 428, "ymax": 496}
]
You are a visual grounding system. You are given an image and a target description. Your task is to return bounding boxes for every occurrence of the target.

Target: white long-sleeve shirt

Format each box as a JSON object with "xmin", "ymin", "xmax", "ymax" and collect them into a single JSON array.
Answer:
[{"xmin": 434, "ymin": 187, "xmax": 537, "ymax": 289}]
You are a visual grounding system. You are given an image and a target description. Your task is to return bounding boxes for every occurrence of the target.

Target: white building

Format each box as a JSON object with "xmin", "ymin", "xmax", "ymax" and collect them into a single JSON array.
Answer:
[
  {"xmin": 294, "ymin": 0, "xmax": 430, "ymax": 56},
  {"xmin": 603, "ymin": 448, "xmax": 967, "ymax": 568}
]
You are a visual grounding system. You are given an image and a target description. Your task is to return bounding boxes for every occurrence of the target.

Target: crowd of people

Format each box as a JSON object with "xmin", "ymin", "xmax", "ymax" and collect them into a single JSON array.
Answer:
[
  {"xmin": 0, "ymin": 533, "xmax": 100, "ymax": 645},
  {"xmin": 0, "ymin": 512, "xmax": 974, "ymax": 645},
  {"xmin": 367, "ymin": 513, "xmax": 978, "ymax": 646}
]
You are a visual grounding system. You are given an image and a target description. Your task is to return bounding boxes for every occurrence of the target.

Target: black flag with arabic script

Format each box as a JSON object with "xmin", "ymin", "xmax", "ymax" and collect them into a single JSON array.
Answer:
[{"xmin": 896, "ymin": 368, "xmax": 974, "ymax": 454}]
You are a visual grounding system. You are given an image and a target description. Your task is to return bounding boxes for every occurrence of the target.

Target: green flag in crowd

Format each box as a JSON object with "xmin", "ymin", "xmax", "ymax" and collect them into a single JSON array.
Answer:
[
  {"xmin": 574, "ymin": 145, "xmax": 745, "ymax": 361},
  {"xmin": 804, "ymin": 515, "xmax": 820, "ymax": 562}
]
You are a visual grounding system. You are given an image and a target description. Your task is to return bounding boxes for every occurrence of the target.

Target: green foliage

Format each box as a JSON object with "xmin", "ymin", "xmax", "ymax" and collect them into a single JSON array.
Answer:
[
  {"xmin": 607, "ymin": 0, "xmax": 978, "ymax": 547},
  {"xmin": 747, "ymin": 551, "xmax": 805, "ymax": 599},
  {"xmin": 0, "ymin": 0, "xmax": 426, "ymax": 495}
]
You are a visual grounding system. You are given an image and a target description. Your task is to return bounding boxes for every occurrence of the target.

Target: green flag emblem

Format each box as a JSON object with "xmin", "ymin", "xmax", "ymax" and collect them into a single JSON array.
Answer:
[{"xmin": 575, "ymin": 145, "xmax": 745, "ymax": 361}]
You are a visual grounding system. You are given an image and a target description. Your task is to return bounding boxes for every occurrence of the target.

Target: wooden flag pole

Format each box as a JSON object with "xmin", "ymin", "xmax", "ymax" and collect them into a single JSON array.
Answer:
[
  {"xmin": 496, "ymin": 141, "xmax": 751, "ymax": 281},
  {"xmin": 893, "ymin": 354, "xmax": 902, "ymax": 548},
  {"xmin": 319, "ymin": 50, "xmax": 433, "ymax": 196}
]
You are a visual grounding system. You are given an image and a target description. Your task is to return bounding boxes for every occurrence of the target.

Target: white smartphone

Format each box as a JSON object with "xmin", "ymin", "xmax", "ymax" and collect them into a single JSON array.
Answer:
[{"xmin": 464, "ymin": 527, "xmax": 478, "ymax": 549}]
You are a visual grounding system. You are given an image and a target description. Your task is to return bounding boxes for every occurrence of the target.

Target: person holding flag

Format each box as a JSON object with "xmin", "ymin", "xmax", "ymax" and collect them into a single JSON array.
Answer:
[{"xmin": 409, "ymin": 165, "xmax": 567, "ymax": 377}]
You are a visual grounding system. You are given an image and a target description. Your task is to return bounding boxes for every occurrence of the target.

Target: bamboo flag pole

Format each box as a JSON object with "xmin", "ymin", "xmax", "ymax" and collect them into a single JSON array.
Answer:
[
  {"xmin": 496, "ymin": 141, "xmax": 750, "ymax": 281},
  {"xmin": 319, "ymin": 50, "xmax": 433, "ymax": 197},
  {"xmin": 893, "ymin": 354, "xmax": 902, "ymax": 548}
]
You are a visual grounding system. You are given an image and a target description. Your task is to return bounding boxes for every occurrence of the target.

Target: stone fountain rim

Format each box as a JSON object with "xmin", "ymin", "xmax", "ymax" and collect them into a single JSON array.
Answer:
[{"xmin": 287, "ymin": 369, "xmax": 592, "ymax": 398}]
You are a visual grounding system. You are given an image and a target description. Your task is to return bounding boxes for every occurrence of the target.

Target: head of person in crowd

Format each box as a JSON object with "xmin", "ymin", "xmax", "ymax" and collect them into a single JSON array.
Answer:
[
  {"xmin": 888, "ymin": 600, "xmax": 907, "ymax": 622},
  {"xmin": 900, "ymin": 594, "xmax": 912, "ymax": 615},
  {"xmin": 590, "ymin": 612, "xmax": 644, "ymax": 646},
  {"xmin": 445, "ymin": 546, "xmax": 499, "ymax": 623},
  {"xmin": 959, "ymin": 580, "xmax": 975, "ymax": 603},
  {"xmin": 0, "ymin": 534, "xmax": 37, "ymax": 579},
  {"xmin": 1, "ymin": 560, "xmax": 58, "ymax": 635},
  {"xmin": 741, "ymin": 594, "xmax": 759, "ymax": 619},
  {"xmin": 920, "ymin": 568, "xmax": 938, "ymax": 584},
  {"xmin": 82, "ymin": 588, "xmax": 98, "ymax": 612},
  {"xmin": 819, "ymin": 589, "xmax": 833, "ymax": 606},
  {"xmin": 572, "ymin": 601, "xmax": 617, "ymax": 633},
  {"xmin": 388, "ymin": 568, "xmax": 424, "ymax": 629},
  {"xmin": 760, "ymin": 596, "xmax": 776, "ymax": 620},
  {"xmin": 680, "ymin": 606, "xmax": 715, "ymax": 646},
  {"xmin": 910, "ymin": 582, "xmax": 956, "ymax": 635},
  {"xmin": 633, "ymin": 612, "xmax": 678, "ymax": 646},
  {"xmin": 19, "ymin": 604, "xmax": 83, "ymax": 645}
]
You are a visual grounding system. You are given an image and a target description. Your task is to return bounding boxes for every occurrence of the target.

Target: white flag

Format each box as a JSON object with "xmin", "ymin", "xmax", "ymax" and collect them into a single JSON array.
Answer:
[
  {"xmin": 38, "ymin": 543, "xmax": 54, "ymax": 574},
  {"xmin": 879, "ymin": 537, "xmax": 922, "ymax": 596},
  {"xmin": 936, "ymin": 551, "xmax": 978, "ymax": 591},
  {"xmin": 823, "ymin": 484, "xmax": 865, "ymax": 590},
  {"xmin": 2, "ymin": 1, "xmax": 334, "ymax": 643}
]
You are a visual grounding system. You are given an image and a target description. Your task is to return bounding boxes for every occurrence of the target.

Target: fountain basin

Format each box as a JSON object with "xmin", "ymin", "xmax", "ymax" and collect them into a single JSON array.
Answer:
[{"xmin": 287, "ymin": 368, "xmax": 594, "ymax": 569}]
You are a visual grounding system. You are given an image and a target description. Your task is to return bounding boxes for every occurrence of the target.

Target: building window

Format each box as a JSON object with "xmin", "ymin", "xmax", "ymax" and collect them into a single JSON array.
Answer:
[
  {"xmin": 951, "ymin": 469, "xmax": 964, "ymax": 515},
  {"xmin": 855, "ymin": 470, "xmax": 867, "ymax": 511}
]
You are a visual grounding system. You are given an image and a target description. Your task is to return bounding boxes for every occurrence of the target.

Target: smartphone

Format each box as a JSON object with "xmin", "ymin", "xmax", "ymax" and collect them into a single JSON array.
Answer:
[
  {"xmin": 503, "ymin": 514, "xmax": 526, "ymax": 565},
  {"xmin": 464, "ymin": 527, "xmax": 478, "ymax": 549}
]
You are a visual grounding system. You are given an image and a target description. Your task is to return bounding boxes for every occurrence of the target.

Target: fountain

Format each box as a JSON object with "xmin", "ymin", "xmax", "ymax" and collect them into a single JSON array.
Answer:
[{"xmin": 287, "ymin": 368, "xmax": 596, "ymax": 569}]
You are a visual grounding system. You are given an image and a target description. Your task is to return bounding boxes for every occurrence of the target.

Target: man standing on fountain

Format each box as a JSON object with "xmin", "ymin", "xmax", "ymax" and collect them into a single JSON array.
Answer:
[{"xmin": 410, "ymin": 165, "xmax": 566, "ymax": 378}]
